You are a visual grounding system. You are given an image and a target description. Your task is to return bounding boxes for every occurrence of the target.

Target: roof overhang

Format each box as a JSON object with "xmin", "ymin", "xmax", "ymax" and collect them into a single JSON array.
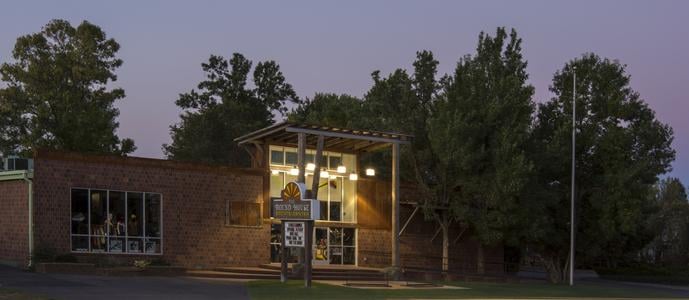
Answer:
[
  {"xmin": 0, "ymin": 170, "xmax": 32, "ymax": 181},
  {"xmin": 234, "ymin": 122, "xmax": 412, "ymax": 153}
]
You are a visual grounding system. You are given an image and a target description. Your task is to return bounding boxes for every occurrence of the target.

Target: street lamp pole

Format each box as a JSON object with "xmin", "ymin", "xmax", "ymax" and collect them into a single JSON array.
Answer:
[{"xmin": 569, "ymin": 66, "xmax": 576, "ymax": 287}]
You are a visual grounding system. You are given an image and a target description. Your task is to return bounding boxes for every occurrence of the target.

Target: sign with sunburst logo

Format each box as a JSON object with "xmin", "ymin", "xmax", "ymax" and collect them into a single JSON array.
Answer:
[
  {"xmin": 281, "ymin": 182, "xmax": 303, "ymax": 202},
  {"xmin": 273, "ymin": 181, "xmax": 319, "ymax": 220}
]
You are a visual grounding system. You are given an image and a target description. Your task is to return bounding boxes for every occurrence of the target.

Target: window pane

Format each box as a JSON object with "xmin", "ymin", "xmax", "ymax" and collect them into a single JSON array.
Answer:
[
  {"xmin": 285, "ymin": 151, "xmax": 297, "ymax": 165},
  {"xmin": 108, "ymin": 191, "xmax": 126, "ymax": 236},
  {"xmin": 319, "ymin": 200, "xmax": 328, "ymax": 221},
  {"xmin": 270, "ymin": 172, "xmax": 284, "ymax": 198},
  {"xmin": 270, "ymin": 150, "xmax": 284, "ymax": 165},
  {"xmin": 343, "ymin": 247, "xmax": 356, "ymax": 265},
  {"xmin": 90, "ymin": 190, "xmax": 107, "ymax": 252},
  {"xmin": 342, "ymin": 176, "xmax": 357, "ymax": 223},
  {"xmin": 128, "ymin": 238, "xmax": 143, "ymax": 253},
  {"xmin": 329, "ymin": 156, "xmax": 342, "ymax": 170},
  {"xmin": 329, "ymin": 202, "xmax": 341, "ymax": 221},
  {"xmin": 330, "ymin": 178, "xmax": 342, "ymax": 202},
  {"xmin": 329, "ymin": 247, "xmax": 342, "ymax": 264},
  {"xmin": 71, "ymin": 189, "xmax": 89, "ymax": 235},
  {"xmin": 145, "ymin": 238, "xmax": 161, "ymax": 254},
  {"xmin": 108, "ymin": 237, "xmax": 125, "ymax": 253},
  {"xmin": 145, "ymin": 193, "xmax": 162, "ymax": 237},
  {"xmin": 318, "ymin": 178, "xmax": 327, "ymax": 201},
  {"xmin": 329, "ymin": 227, "xmax": 342, "ymax": 245},
  {"xmin": 72, "ymin": 236, "xmax": 89, "ymax": 252},
  {"xmin": 343, "ymin": 228, "xmax": 355, "ymax": 246},
  {"xmin": 127, "ymin": 192, "xmax": 143, "ymax": 237}
]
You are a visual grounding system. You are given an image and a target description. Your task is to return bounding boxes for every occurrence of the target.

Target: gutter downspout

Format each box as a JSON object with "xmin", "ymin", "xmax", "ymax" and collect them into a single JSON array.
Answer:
[{"xmin": 22, "ymin": 172, "xmax": 33, "ymax": 269}]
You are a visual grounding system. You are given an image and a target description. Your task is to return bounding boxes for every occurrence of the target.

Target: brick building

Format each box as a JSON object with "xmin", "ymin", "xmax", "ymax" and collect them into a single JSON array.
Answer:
[{"xmin": 0, "ymin": 123, "xmax": 503, "ymax": 273}]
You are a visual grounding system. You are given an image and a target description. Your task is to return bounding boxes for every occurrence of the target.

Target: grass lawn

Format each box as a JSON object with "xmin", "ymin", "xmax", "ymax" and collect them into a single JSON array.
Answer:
[
  {"xmin": 0, "ymin": 288, "xmax": 50, "ymax": 300},
  {"xmin": 247, "ymin": 280, "xmax": 683, "ymax": 299}
]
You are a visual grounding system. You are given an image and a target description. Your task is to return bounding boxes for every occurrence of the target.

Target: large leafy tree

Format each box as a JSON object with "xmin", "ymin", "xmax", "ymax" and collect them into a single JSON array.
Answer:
[
  {"xmin": 643, "ymin": 178, "xmax": 689, "ymax": 265},
  {"xmin": 529, "ymin": 54, "xmax": 675, "ymax": 282},
  {"xmin": 429, "ymin": 28, "xmax": 535, "ymax": 272},
  {"xmin": 164, "ymin": 53, "xmax": 298, "ymax": 165},
  {"xmin": 287, "ymin": 93, "xmax": 363, "ymax": 128},
  {"xmin": 0, "ymin": 19, "xmax": 135, "ymax": 156}
]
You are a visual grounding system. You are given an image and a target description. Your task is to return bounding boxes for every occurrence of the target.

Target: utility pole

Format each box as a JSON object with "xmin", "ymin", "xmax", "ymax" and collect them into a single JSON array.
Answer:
[{"xmin": 570, "ymin": 66, "xmax": 576, "ymax": 287}]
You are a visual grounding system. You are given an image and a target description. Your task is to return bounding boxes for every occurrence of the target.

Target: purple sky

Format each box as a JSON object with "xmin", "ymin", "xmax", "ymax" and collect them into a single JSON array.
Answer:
[{"xmin": 1, "ymin": 0, "xmax": 687, "ymax": 185}]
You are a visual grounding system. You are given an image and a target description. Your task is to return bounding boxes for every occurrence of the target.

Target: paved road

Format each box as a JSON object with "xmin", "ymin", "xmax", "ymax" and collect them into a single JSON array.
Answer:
[{"xmin": 0, "ymin": 265, "xmax": 249, "ymax": 300}]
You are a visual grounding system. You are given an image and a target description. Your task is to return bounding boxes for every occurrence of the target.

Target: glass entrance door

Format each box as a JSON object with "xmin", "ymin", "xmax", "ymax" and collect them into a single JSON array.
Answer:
[
  {"xmin": 313, "ymin": 227, "xmax": 330, "ymax": 264},
  {"xmin": 313, "ymin": 227, "xmax": 328, "ymax": 264}
]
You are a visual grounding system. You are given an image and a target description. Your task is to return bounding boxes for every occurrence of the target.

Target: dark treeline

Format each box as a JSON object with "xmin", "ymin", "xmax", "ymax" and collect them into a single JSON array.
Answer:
[{"xmin": 0, "ymin": 20, "xmax": 684, "ymax": 283}]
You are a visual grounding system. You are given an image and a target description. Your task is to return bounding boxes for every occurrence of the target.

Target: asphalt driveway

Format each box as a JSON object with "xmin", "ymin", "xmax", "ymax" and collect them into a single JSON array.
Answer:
[{"xmin": 0, "ymin": 265, "xmax": 249, "ymax": 300}]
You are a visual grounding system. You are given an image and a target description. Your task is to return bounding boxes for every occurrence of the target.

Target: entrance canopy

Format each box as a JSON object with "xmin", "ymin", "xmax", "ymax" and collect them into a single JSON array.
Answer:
[
  {"xmin": 235, "ymin": 122, "xmax": 411, "ymax": 273},
  {"xmin": 234, "ymin": 122, "xmax": 412, "ymax": 153}
]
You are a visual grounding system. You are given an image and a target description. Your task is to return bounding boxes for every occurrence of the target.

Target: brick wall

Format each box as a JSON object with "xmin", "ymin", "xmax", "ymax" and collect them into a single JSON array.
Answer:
[
  {"xmin": 32, "ymin": 150, "xmax": 270, "ymax": 268},
  {"xmin": 0, "ymin": 179, "xmax": 29, "ymax": 267}
]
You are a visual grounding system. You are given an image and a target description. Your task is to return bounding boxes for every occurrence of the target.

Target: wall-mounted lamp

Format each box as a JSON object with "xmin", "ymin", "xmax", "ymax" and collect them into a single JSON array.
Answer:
[
  {"xmin": 365, "ymin": 168, "xmax": 375, "ymax": 176},
  {"xmin": 320, "ymin": 170, "xmax": 330, "ymax": 178},
  {"xmin": 349, "ymin": 173, "xmax": 359, "ymax": 181},
  {"xmin": 289, "ymin": 167, "xmax": 299, "ymax": 176},
  {"xmin": 336, "ymin": 165, "xmax": 347, "ymax": 174},
  {"xmin": 306, "ymin": 163, "xmax": 316, "ymax": 171},
  {"xmin": 271, "ymin": 169, "xmax": 280, "ymax": 175}
]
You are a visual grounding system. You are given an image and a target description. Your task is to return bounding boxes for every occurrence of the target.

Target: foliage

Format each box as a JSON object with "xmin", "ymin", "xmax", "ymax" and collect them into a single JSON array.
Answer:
[
  {"xmin": 164, "ymin": 53, "xmax": 299, "ymax": 165},
  {"xmin": 430, "ymin": 28, "xmax": 534, "ymax": 247},
  {"xmin": 287, "ymin": 93, "xmax": 363, "ymax": 128},
  {"xmin": 528, "ymin": 53, "xmax": 675, "ymax": 282},
  {"xmin": 133, "ymin": 259, "xmax": 151, "ymax": 269},
  {"xmin": 642, "ymin": 178, "xmax": 689, "ymax": 265},
  {"xmin": 0, "ymin": 19, "xmax": 135, "ymax": 156}
]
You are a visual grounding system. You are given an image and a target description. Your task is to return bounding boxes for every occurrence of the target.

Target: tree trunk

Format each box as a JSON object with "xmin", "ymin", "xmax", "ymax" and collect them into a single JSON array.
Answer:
[
  {"xmin": 541, "ymin": 254, "xmax": 566, "ymax": 283},
  {"xmin": 477, "ymin": 243, "xmax": 485, "ymax": 274},
  {"xmin": 441, "ymin": 223, "xmax": 449, "ymax": 273}
]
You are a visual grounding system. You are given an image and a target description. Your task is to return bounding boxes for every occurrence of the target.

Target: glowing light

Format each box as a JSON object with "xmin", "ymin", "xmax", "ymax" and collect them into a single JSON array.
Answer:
[
  {"xmin": 289, "ymin": 167, "xmax": 299, "ymax": 176},
  {"xmin": 329, "ymin": 175, "xmax": 337, "ymax": 179},
  {"xmin": 320, "ymin": 170, "xmax": 330, "ymax": 178},
  {"xmin": 271, "ymin": 169, "xmax": 280, "ymax": 175},
  {"xmin": 349, "ymin": 173, "xmax": 358, "ymax": 181},
  {"xmin": 337, "ymin": 165, "xmax": 346, "ymax": 174},
  {"xmin": 365, "ymin": 168, "xmax": 375, "ymax": 176},
  {"xmin": 306, "ymin": 163, "xmax": 316, "ymax": 171}
]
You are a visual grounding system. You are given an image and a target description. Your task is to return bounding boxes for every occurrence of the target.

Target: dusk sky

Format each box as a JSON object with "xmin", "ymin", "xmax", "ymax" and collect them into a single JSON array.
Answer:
[{"xmin": 1, "ymin": 0, "xmax": 687, "ymax": 185}]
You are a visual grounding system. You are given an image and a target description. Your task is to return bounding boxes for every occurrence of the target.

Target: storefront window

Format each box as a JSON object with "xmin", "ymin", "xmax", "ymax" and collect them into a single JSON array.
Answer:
[{"xmin": 70, "ymin": 188, "xmax": 162, "ymax": 255}]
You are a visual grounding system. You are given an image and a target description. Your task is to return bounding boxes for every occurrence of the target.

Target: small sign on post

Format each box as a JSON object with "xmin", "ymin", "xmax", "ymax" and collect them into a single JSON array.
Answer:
[
  {"xmin": 284, "ymin": 221, "xmax": 305, "ymax": 247},
  {"xmin": 275, "ymin": 181, "xmax": 319, "ymax": 288}
]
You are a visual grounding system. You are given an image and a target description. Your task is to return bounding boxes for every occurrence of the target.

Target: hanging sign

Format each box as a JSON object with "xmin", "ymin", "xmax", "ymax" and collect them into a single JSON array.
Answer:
[
  {"xmin": 273, "ymin": 182, "xmax": 320, "ymax": 220},
  {"xmin": 284, "ymin": 221, "xmax": 305, "ymax": 247}
]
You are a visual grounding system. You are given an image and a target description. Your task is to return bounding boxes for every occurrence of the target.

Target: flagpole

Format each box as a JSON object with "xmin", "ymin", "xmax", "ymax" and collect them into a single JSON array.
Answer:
[{"xmin": 570, "ymin": 66, "xmax": 576, "ymax": 287}]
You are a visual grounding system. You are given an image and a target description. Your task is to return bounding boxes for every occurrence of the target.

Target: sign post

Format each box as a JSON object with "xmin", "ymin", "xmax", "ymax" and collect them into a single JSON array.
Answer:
[{"xmin": 274, "ymin": 182, "xmax": 319, "ymax": 287}]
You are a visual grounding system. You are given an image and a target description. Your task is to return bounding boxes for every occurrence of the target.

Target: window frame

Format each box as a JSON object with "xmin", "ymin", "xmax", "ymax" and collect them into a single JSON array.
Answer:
[{"xmin": 69, "ymin": 187, "xmax": 164, "ymax": 256}]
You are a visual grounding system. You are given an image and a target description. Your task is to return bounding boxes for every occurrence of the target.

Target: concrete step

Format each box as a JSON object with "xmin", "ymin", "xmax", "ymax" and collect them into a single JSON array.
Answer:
[
  {"xmin": 258, "ymin": 263, "xmax": 381, "ymax": 274},
  {"xmin": 193, "ymin": 269, "xmax": 387, "ymax": 281}
]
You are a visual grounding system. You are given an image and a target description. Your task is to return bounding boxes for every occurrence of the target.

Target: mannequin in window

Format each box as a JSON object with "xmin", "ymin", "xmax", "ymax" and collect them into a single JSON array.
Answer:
[{"xmin": 128, "ymin": 214, "xmax": 139, "ymax": 236}]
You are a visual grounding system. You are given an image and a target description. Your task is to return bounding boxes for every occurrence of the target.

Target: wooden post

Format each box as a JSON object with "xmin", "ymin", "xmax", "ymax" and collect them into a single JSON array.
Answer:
[
  {"xmin": 297, "ymin": 133, "xmax": 306, "ymax": 183},
  {"xmin": 280, "ymin": 220, "xmax": 288, "ymax": 283},
  {"xmin": 391, "ymin": 142, "xmax": 400, "ymax": 278},
  {"xmin": 304, "ymin": 220, "xmax": 313, "ymax": 287},
  {"xmin": 311, "ymin": 136, "xmax": 324, "ymax": 199}
]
